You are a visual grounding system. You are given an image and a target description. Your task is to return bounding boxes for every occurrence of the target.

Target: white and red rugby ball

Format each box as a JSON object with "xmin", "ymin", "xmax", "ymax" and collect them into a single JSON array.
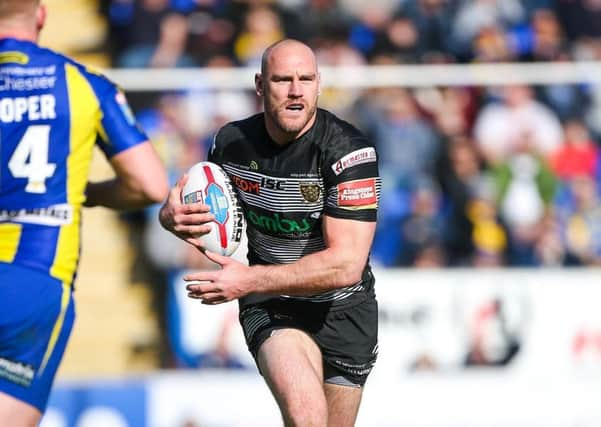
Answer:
[{"xmin": 181, "ymin": 161, "xmax": 245, "ymax": 256}]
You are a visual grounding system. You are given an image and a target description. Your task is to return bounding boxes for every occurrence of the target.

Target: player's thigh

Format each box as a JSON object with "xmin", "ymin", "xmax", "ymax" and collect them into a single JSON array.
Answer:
[
  {"xmin": 318, "ymin": 296, "xmax": 379, "ymax": 387},
  {"xmin": 323, "ymin": 382, "xmax": 363, "ymax": 427},
  {"xmin": 257, "ymin": 328, "xmax": 324, "ymax": 402},
  {"xmin": 0, "ymin": 263, "xmax": 75, "ymax": 414}
]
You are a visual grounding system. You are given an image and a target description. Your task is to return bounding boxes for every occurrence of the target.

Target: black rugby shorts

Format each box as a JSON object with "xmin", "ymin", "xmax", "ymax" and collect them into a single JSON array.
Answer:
[{"xmin": 239, "ymin": 292, "xmax": 378, "ymax": 387}]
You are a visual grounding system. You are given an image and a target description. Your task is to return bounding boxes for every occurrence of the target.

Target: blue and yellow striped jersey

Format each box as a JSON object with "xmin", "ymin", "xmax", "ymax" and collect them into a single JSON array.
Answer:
[{"xmin": 0, "ymin": 38, "xmax": 147, "ymax": 284}]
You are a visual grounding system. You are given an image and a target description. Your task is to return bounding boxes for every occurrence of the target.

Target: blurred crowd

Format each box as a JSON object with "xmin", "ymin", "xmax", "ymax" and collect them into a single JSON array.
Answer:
[{"xmin": 96, "ymin": 0, "xmax": 601, "ymax": 273}]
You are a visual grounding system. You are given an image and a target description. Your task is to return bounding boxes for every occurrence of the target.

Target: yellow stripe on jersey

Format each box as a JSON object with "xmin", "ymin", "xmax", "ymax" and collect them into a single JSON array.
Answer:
[
  {"xmin": 50, "ymin": 63, "xmax": 100, "ymax": 283},
  {"xmin": 0, "ymin": 223, "xmax": 22, "ymax": 262},
  {"xmin": 0, "ymin": 51, "xmax": 28, "ymax": 64},
  {"xmin": 39, "ymin": 281, "xmax": 70, "ymax": 376}
]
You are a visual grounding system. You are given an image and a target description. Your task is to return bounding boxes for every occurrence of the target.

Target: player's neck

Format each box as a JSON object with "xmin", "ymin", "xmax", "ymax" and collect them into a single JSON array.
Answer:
[
  {"xmin": 265, "ymin": 114, "xmax": 317, "ymax": 146},
  {"xmin": 0, "ymin": 24, "xmax": 39, "ymax": 43}
]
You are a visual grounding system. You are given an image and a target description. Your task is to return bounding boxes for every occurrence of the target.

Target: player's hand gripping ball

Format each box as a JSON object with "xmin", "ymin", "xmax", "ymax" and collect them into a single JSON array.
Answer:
[{"xmin": 181, "ymin": 161, "xmax": 245, "ymax": 256}]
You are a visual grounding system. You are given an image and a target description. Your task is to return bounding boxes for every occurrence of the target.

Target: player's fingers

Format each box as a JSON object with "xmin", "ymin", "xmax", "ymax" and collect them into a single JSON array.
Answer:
[
  {"xmin": 175, "ymin": 212, "xmax": 214, "ymax": 226},
  {"xmin": 200, "ymin": 295, "xmax": 228, "ymax": 305},
  {"xmin": 180, "ymin": 204, "xmax": 212, "ymax": 215},
  {"xmin": 203, "ymin": 250, "xmax": 229, "ymax": 266},
  {"xmin": 187, "ymin": 291, "xmax": 224, "ymax": 304},
  {"xmin": 176, "ymin": 173, "xmax": 189, "ymax": 190},
  {"xmin": 183, "ymin": 236, "xmax": 204, "ymax": 250},
  {"xmin": 184, "ymin": 273, "xmax": 219, "ymax": 287}
]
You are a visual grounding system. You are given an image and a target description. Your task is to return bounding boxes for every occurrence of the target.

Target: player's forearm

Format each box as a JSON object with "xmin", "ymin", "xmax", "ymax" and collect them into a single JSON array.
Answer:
[
  {"xmin": 84, "ymin": 178, "xmax": 163, "ymax": 210},
  {"xmin": 251, "ymin": 248, "xmax": 366, "ymax": 296}
]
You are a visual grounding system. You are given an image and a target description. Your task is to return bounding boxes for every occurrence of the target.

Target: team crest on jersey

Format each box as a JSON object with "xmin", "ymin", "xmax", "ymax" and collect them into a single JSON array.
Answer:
[{"xmin": 299, "ymin": 184, "xmax": 321, "ymax": 202}]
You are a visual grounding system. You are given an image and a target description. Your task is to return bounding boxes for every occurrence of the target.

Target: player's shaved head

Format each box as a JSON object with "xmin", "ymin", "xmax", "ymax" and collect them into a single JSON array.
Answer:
[
  {"xmin": 261, "ymin": 39, "xmax": 317, "ymax": 76},
  {"xmin": 0, "ymin": 0, "xmax": 39, "ymax": 18},
  {"xmin": 0, "ymin": 0, "xmax": 45, "ymax": 41}
]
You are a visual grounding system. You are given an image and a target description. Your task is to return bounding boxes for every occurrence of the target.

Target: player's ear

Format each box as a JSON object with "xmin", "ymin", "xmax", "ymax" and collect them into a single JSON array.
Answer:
[
  {"xmin": 317, "ymin": 72, "xmax": 321, "ymax": 96},
  {"xmin": 36, "ymin": 3, "xmax": 47, "ymax": 34},
  {"xmin": 255, "ymin": 73, "xmax": 264, "ymax": 96}
]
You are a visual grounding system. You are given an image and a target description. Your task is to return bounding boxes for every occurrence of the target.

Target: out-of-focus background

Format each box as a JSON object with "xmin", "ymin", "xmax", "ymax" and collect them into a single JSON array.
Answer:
[{"xmin": 39, "ymin": 0, "xmax": 601, "ymax": 426}]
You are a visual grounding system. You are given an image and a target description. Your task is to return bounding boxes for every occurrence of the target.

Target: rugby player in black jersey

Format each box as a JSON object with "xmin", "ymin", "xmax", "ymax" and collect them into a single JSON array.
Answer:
[{"xmin": 160, "ymin": 39, "xmax": 381, "ymax": 427}]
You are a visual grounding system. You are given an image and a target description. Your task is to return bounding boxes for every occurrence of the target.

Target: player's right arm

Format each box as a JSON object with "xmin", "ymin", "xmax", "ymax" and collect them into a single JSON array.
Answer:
[
  {"xmin": 84, "ymin": 141, "xmax": 168, "ymax": 209},
  {"xmin": 82, "ymin": 73, "xmax": 168, "ymax": 210},
  {"xmin": 158, "ymin": 131, "xmax": 223, "ymax": 246},
  {"xmin": 158, "ymin": 173, "xmax": 214, "ymax": 248}
]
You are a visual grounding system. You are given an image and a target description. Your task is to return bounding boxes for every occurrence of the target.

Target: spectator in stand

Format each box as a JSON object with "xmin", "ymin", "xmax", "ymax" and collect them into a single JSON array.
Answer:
[
  {"xmin": 278, "ymin": 0, "xmax": 356, "ymax": 46},
  {"xmin": 381, "ymin": 15, "xmax": 422, "ymax": 63},
  {"xmin": 233, "ymin": 4, "xmax": 284, "ymax": 66},
  {"xmin": 489, "ymin": 131, "xmax": 558, "ymax": 265},
  {"xmin": 555, "ymin": 175, "xmax": 601, "ymax": 265},
  {"xmin": 108, "ymin": 0, "xmax": 171, "ymax": 65},
  {"xmin": 394, "ymin": 0, "xmax": 456, "ymax": 63},
  {"xmin": 396, "ymin": 178, "xmax": 446, "ymax": 267},
  {"xmin": 557, "ymin": 0, "xmax": 601, "ymax": 56},
  {"xmin": 119, "ymin": 12, "xmax": 198, "ymax": 68},
  {"xmin": 436, "ymin": 136, "xmax": 489, "ymax": 265},
  {"xmin": 550, "ymin": 119, "xmax": 601, "ymax": 181},
  {"xmin": 346, "ymin": 4, "xmax": 394, "ymax": 60},
  {"xmin": 451, "ymin": 0, "xmax": 526, "ymax": 60},
  {"xmin": 471, "ymin": 24, "xmax": 518, "ymax": 62},
  {"xmin": 473, "ymin": 84, "xmax": 563, "ymax": 166},
  {"xmin": 373, "ymin": 87, "xmax": 441, "ymax": 190}
]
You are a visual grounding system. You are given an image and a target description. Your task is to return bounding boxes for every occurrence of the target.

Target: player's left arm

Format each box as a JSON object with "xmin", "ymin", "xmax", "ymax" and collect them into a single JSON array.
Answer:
[
  {"xmin": 186, "ymin": 136, "xmax": 380, "ymax": 303},
  {"xmin": 83, "ymin": 73, "xmax": 168, "ymax": 209},
  {"xmin": 185, "ymin": 216, "xmax": 375, "ymax": 304},
  {"xmin": 254, "ymin": 214, "xmax": 376, "ymax": 294}
]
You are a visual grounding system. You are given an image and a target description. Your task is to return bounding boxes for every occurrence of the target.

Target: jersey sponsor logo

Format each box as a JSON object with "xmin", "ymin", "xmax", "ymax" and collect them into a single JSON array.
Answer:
[
  {"xmin": 0, "ymin": 94, "xmax": 56, "ymax": 123},
  {"xmin": 331, "ymin": 147, "xmax": 377, "ymax": 176},
  {"xmin": 250, "ymin": 160, "xmax": 259, "ymax": 170},
  {"xmin": 0, "ymin": 204, "xmax": 73, "ymax": 226},
  {"xmin": 0, "ymin": 65, "xmax": 56, "ymax": 92},
  {"xmin": 247, "ymin": 210, "xmax": 314, "ymax": 234},
  {"xmin": 231, "ymin": 176, "xmax": 287, "ymax": 194},
  {"xmin": 261, "ymin": 177, "xmax": 286, "ymax": 190},
  {"xmin": 299, "ymin": 183, "xmax": 321, "ymax": 202},
  {"xmin": 0, "ymin": 356, "xmax": 35, "ymax": 387},
  {"xmin": 231, "ymin": 174, "xmax": 260, "ymax": 195},
  {"xmin": 337, "ymin": 178, "xmax": 377, "ymax": 208}
]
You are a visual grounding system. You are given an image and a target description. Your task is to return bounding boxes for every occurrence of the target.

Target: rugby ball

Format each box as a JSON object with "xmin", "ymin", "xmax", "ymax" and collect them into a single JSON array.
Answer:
[{"xmin": 181, "ymin": 161, "xmax": 245, "ymax": 256}]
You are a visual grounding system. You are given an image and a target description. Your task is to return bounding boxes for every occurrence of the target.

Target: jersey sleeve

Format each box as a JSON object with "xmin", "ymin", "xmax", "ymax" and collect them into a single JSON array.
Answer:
[
  {"xmin": 85, "ymin": 71, "xmax": 148, "ymax": 158},
  {"xmin": 207, "ymin": 126, "xmax": 227, "ymax": 164},
  {"xmin": 322, "ymin": 134, "xmax": 381, "ymax": 222}
]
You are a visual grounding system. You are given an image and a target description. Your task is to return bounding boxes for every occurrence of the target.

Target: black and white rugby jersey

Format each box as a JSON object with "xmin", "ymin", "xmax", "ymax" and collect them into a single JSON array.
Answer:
[{"xmin": 209, "ymin": 108, "xmax": 381, "ymax": 308}]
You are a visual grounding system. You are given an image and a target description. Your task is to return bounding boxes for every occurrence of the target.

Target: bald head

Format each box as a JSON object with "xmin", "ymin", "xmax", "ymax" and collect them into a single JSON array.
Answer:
[
  {"xmin": 0, "ymin": 0, "xmax": 44, "ymax": 42},
  {"xmin": 255, "ymin": 38, "xmax": 321, "ymax": 145},
  {"xmin": 261, "ymin": 39, "xmax": 317, "ymax": 77}
]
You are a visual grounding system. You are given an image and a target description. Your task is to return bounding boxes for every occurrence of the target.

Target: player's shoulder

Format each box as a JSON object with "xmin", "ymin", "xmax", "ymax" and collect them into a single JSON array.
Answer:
[
  {"xmin": 215, "ymin": 112, "xmax": 264, "ymax": 146},
  {"xmin": 34, "ymin": 45, "xmax": 119, "ymax": 94},
  {"xmin": 317, "ymin": 108, "xmax": 373, "ymax": 152}
]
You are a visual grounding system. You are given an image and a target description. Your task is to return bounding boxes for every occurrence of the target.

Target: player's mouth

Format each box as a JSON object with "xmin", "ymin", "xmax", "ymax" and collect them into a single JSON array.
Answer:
[{"xmin": 285, "ymin": 102, "xmax": 305, "ymax": 112}]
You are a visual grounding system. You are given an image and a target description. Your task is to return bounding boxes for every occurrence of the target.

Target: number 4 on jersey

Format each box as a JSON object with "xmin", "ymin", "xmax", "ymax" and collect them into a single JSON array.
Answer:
[{"xmin": 8, "ymin": 125, "xmax": 55, "ymax": 194}]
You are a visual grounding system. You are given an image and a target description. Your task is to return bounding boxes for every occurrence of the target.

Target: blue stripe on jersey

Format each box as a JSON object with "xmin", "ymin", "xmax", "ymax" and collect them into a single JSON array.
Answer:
[{"xmin": 13, "ymin": 225, "xmax": 60, "ymax": 272}]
